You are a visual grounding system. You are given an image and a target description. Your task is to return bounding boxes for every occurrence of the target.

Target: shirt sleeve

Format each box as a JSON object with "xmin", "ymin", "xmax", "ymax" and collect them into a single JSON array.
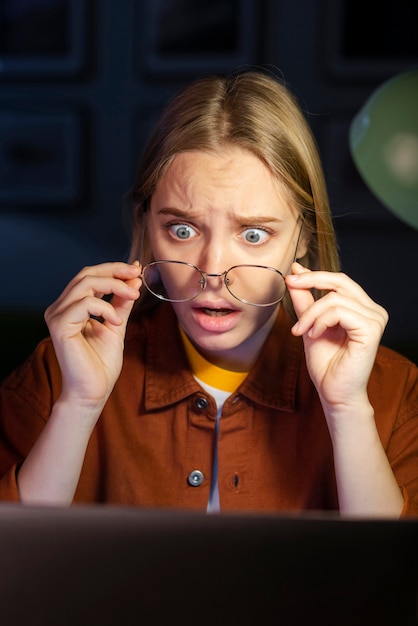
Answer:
[
  {"xmin": 0, "ymin": 339, "xmax": 61, "ymax": 501},
  {"xmin": 371, "ymin": 348, "xmax": 418, "ymax": 517}
]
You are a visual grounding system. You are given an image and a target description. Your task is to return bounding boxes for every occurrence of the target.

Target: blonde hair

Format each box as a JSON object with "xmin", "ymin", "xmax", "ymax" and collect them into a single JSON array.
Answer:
[{"xmin": 128, "ymin": 69, "xmax": 340, "ymax": 312}]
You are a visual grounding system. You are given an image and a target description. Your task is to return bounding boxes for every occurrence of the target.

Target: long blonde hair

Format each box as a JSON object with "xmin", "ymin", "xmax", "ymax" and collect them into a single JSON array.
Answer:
[{"xmin": 128, "ymin": 69, "xmax": 340, "ymax": 312}]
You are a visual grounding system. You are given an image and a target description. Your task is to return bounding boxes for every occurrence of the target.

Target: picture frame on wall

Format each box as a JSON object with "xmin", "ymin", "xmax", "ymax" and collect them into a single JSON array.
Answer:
[
  {"xmin": 0, "ymin": 107, "xmax": 84, "ymax": 206},
  {"xmin": 320, "ymin": 0, "xmax": 418, "ymax": 83},
  {"xmin": 0, "ymin": 0, "xmax": 86, "ymax": 78},
  {"xmin": 136, "ymin": 0, "xmax": 258, "ymax": 77}
]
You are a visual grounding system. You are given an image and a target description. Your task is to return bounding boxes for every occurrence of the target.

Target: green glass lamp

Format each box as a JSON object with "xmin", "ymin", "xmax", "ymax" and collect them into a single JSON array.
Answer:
[{"xmin": 349, "ymin": 67, "xmax": 418, "ymax": 229}]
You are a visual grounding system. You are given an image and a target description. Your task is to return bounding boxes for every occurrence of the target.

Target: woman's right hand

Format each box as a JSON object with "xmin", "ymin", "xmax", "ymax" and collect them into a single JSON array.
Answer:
[{"xmin": 44, "ymin": 262, "xmax": 142, "ymax": 416}]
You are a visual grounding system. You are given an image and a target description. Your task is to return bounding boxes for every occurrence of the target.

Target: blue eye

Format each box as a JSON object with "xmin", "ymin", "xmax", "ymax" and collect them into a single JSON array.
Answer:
[
  {"xmin": 242, "ymin": 228, "xmax": 269, "ymax": 244},
  {"xmin": 169, "ymin": 224, "xmax": 196, "ymax": 239}
]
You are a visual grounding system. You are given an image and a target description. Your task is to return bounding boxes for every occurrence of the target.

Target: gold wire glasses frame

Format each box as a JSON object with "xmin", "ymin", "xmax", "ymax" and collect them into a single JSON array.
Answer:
[{"xmin": 138, "ymin": 211, "xmax": 304, "ymax": 307}]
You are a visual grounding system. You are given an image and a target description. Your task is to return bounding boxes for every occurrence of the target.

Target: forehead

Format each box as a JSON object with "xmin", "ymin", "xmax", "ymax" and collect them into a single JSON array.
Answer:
[{"xmin": 153, "ymin": 148, "xmax": 297, "ymax": 219}]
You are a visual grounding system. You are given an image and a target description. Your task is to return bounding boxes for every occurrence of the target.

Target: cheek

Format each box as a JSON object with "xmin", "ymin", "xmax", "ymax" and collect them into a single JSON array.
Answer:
[
  {"xmin": 251, "ymin": 303, "xmax": 280, "ymax": 329},
  {"xmin": 147, "ymin": 226, "xmax": 161, "ymax": 255}
]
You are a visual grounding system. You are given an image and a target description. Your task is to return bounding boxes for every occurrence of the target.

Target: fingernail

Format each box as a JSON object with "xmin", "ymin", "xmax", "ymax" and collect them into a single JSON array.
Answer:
[{"xmin": 292, "ymin": 321, "xmax": 300, "ymax": 333}]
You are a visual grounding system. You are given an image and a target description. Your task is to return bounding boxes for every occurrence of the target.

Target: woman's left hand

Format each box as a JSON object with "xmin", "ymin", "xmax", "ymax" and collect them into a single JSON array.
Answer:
[
  {"xmin": 286, "ymin": 263, "xmax": 406, "ymax": 517},
  {"xmin": 286, "ymin": 262, "xmax": 388, "ymax": 414}
]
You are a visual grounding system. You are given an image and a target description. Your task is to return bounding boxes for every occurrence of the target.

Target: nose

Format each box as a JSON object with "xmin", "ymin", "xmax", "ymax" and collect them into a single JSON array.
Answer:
[
  {"xmin": 202, "ymin": 271, "xmax": 227, "ymax": 290},
  {"xmin": 195, "ymin": 238, "xmax": 230, "ymax": 277}
]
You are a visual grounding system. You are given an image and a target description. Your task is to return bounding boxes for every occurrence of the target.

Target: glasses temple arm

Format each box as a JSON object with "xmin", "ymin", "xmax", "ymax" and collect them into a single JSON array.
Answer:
[
  {"xmin": 292, "ymin": 215, "xmax": 305, "ymax": 263},
  {"xmin": 138, "ymin": 203, "xmax": 148, "ymax": 263}
]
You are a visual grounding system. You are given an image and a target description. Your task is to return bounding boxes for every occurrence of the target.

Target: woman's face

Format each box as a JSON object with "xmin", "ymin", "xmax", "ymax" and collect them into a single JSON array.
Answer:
[{"xmin": 147, "ymin": 147, "xmax": 305, "ymax": 370}]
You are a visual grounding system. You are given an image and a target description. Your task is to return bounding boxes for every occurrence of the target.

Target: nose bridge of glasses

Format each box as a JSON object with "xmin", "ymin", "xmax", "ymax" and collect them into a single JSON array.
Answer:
[{"xmin": 201, "ymin": 270, "xmax": 229, "ymax": 288}]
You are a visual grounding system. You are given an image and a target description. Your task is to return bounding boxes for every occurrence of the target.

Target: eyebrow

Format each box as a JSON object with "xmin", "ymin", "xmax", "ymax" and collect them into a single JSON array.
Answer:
[{"xmin": 156, "ymin": 207, "xmax": 285, "ymax": 224}]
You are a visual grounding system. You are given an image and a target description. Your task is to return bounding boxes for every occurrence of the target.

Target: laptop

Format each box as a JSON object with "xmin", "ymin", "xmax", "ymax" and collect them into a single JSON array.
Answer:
[{"xmin": 0, "ymin": 503, "xmax": 416, "ymax": 625}]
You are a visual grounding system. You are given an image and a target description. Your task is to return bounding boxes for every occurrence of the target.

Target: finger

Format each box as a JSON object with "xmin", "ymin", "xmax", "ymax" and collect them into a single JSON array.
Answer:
[
  {"xmin": 125, "ymin": 261, "xmax": 142, "ymax": 291},
  {"xmin": 54, "ymin": 262, "xmax": 142, "ymax": 304},
  {"xmin": 47, "ymin": 274, "xmax": 140, "ymax": 321},
  {"xmin": 104, "ymin": 261, "xmax": 142, "ymax": 323},
  {"xmin": 91, "ymin": 267, "xmax": 141, "ymax": 319},
  {"xmin": 110, "ymin": 277, "xmax": 142, "ymax": 323},
  {"xmin": 46, "ymin": 298, "xmax": 124, "ymax": 344},
  {"xmin": 290, "ymin": 293, "xmax": 388, "ymax": 341},
  {"xmin": 286, "ymin": 263, "xmax": 374, "ymax": 305},
  {"xmin": 303, "ymin": 304, "xmax": 386, "ymax": 342},
  {"xmin": 286, "ymin": 264, "xmax": 388, "ymax": 338},
  {"xmin": 295, "ymin": 289, "xmax": 387, "ymax": 334},
  {"xmin": 291, "ymin": 300, "xmax": 388, "ymax": 350},
  {"xmin": 285, "ymin": 263, "xmax": 315, "ymax": 320},
  {"xmin": 286, "ymin": 279, "xmax": 315, "ymax": 321}
]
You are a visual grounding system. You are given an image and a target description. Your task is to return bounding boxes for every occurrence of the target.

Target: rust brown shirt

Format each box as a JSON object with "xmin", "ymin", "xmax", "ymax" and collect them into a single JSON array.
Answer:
[{"xmin": 1, "ymin": 304, "xmax": 417, "ymax": 515}]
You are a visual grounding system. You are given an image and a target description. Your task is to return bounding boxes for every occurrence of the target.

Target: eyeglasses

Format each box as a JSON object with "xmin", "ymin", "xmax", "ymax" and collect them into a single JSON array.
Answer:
[
  {"xmin": 141, "ymin": 261, "xmax": 287, "ymax": 307},
  {"xmin": 139, "ymin": 213, "xmax": 304, "ymax": 307}
]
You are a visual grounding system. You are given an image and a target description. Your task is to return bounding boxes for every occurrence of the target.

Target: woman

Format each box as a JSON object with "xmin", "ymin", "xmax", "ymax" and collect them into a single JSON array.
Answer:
[{"xmin": 1, "ymin": 70, "xmax": 417, "ymax": 516}]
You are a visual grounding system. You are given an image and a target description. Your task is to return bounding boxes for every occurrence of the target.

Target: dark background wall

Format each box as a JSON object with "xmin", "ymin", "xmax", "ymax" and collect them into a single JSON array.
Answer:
[{"xmin": 0, "ymin": 0, "xmax": 417, "ymax": 378}]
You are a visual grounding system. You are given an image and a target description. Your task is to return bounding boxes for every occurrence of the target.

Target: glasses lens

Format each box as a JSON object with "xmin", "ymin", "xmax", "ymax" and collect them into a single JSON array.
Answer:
[
  {"xmin": 142, "ymin": 261, "xmax": 203, "ymax": 302},
  {"xmin": 225, "ymin": 265, "xmax": 286, "ymax": 306},
  {"xmin": 142, "ymin": 261, "xmax": 286, "ymax": 306}
]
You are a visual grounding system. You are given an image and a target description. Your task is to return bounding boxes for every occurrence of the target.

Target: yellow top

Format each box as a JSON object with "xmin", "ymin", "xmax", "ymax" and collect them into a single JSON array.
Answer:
[{"xmin": 179, "ymin": 327, "xmax": 248, "ymax": 393}]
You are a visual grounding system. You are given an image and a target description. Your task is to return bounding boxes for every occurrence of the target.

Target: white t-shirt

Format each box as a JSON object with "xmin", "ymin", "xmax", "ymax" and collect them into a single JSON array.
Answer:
[{"xmin": 179, "ymin": 327, "xmax": 248, "ymax": 513}]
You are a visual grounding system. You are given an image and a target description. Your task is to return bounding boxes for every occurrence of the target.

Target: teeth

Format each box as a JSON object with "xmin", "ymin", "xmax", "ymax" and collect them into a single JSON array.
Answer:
[{"xmin": 202, "ymin": 308, "xmax": 231, "ymax": 316}]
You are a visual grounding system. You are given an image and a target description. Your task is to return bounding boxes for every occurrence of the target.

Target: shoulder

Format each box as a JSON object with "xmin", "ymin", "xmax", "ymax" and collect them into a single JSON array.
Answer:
[
  {"xmin": 124, "ymin": 302, "xmax": 179, "ymax": 347},
  {"xmin": 3, "ymin": 336, "xmax": 60, "ymax": 386},
  {"xmin": 374, "ymin": 344, "xmax": 417, "ymax": 375},
  {"xmin": 1, "ymin": 337, "xmax": 61, "ymax": 419},
  {"xmin": 119, "ymin": 303, "xmax": 186, "ymax": 375},
  {"xmin": 372, "ymin": 344, "xmax": 417, "ymax": 388},
  {"xmin": 369, "ymin": 345, "xmax": 418, "ymax": 421}
]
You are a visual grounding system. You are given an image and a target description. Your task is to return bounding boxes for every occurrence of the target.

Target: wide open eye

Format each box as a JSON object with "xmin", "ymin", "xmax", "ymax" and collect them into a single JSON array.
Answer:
[
  {"xmin": 241, "ymin": 228, "xmax": 270, "ymax": 244},
  {"xmin": 168, "ymin": 223, "xmax": 198, "ymax": 240}
]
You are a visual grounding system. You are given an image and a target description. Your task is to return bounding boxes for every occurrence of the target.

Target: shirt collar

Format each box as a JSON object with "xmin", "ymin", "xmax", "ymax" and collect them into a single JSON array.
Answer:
[{"xmin": 143, "ymin": 303, "xmax": 303, "ymax": 412}]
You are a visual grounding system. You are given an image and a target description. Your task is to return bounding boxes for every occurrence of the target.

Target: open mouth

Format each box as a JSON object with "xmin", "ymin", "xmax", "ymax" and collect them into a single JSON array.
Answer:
[{"xmin": 201, "ymin": 308, "xmax": 234, "ymax": 316}]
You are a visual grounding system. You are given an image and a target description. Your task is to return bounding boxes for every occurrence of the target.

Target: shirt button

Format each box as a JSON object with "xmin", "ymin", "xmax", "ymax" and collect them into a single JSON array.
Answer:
[
  {"xmin": 188, "ymin": 470, "xmax": 204, "ymax": 487},
  {"xmin": 194, "ymin": 397, "xmax": 209, "ymax": 410}
]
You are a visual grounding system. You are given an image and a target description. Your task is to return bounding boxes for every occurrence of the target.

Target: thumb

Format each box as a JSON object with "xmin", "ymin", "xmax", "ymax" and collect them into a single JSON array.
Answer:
[
  {"xmin": 111, "ymin": 274, "xmax": 141, "ymax": 326},
  {"xmin": 285, "ymin": 262, "xmax": 314, "ymax": 320}
]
